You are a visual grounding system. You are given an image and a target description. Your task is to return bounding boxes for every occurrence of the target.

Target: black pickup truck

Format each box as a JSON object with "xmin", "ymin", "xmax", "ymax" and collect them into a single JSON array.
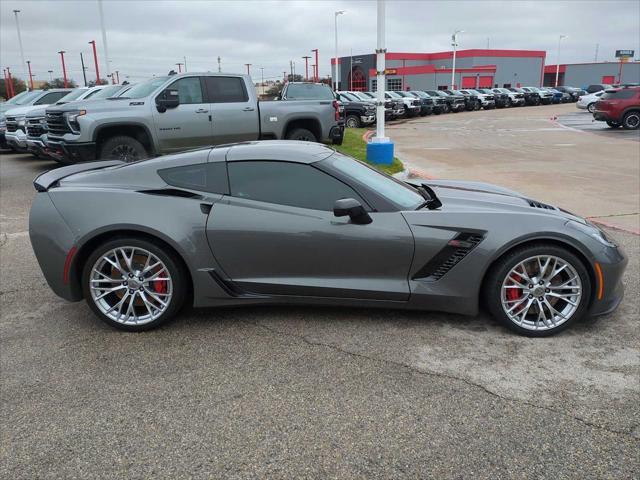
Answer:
[
  {"xmin": 509, "ymin": 87, "xmax": 540, "ymax": 106},
  {"xmin": 336, "ymin": 92, "xmax": 377, "ymax": 128},
  {"xmin": 425, "ymin": 90, "xmax": 465, "ymax": 113},
  {"xmin": 395, "ymin": 91, "xmax": 433, "ymax": 116}
]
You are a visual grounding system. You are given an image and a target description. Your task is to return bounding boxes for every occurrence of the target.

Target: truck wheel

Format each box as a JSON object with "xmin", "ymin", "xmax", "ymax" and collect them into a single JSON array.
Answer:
[
  {"xmin": 622, "ymin": 111, "xmax": 640, "ymax": 130},
  {"xmin": 345, "ymin": 115, "xmax": 361, "ymax": 128},
  {"xmin": 99, "ymin": 136, "xmax": 148, "ymax": 163},
  {"xmin": 441, "ymin": 104, "xmax": 450, "ymax": 114},
  {"xmin": 285, "ymin": 128, "xmax": 318, "ymax": 142}
]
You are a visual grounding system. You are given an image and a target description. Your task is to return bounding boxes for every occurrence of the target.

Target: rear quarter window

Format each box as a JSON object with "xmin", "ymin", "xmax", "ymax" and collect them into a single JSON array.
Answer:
[
  {"xmin": 158, "ymin": 162, "xmax": 229, "ymax": 194},
  {"xmin": 284, "ymin": 84, "xmax": 335, "ymax": 100}
]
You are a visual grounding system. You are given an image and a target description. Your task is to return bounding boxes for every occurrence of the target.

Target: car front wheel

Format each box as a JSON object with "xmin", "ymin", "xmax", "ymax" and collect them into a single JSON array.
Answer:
[
  {"xmin": 82, "ymin": 238, "xmax": 188, "ymax": 331},
  {"xmin": 606, "ymin": 121, "xmax": 621, "ymax": 128},
  {"xmin": 345, "ymin": 115, "xmax": 361, "ymax": 128},
  {"xmin": 99, "ymin": 136, "xmax": 148, "ymax": 163},
  {"xmin": 485, "ymin": 244, "xmax": 591, "ymax": 337},
  {"xmin": 622, "ymin": 111, "xmax": 640, "ymax": 130},
  {"xmin": 587, "ymin": 103, "xmax": 596, "ymax": 113}
]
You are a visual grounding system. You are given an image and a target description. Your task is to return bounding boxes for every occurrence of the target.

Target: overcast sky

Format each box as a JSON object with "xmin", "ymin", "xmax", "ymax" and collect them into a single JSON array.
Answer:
[{"xmin": 1, "ymin": 0, "xmax": 639, "ymax": 85}]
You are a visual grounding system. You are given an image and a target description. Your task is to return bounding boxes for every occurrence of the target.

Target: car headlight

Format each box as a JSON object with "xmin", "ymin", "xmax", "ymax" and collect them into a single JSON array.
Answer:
[
  {"xmin": 567, "ymin": 220, "xmax": 616, "ymax": 247},
  {"xmin": 63, "ymin": 110, "xmax": 86, "ymax": 133}
]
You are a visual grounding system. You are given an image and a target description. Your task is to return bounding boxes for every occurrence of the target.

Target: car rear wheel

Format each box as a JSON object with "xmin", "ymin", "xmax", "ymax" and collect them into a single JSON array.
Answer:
[
  {"xmin": 82, "ymin": 238, "xmax": 188, "ymax": 331},
  {"xmin": 587, "ymin": 103, "xmax": 596, "ymax": 113},
  {"xmin": 622, "ymin": 111, "xmax": 640, "ymax": 130},
  {"xmin": 285, "ymin": 127, "xmax": 318, "ymax": 142},
  {"xmin": 99, "ymin": 136, "xmax": 148, "ymax": 163},
  {"xmin": 485, "ymin": 244, "xmax": 591, "ymax": 337},
  {"xmin": 345, "ymin": 115, "xmax": 361, "ymax": 128}
]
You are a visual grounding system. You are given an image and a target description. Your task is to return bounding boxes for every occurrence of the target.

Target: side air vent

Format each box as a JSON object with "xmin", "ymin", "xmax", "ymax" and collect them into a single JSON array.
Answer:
[
  {"xmin": 527, "ymin": 199, "xmax": 556, "ymax": 210},
  {"xmin": 412, "ymin": 232, "xmax": 485, "ymax": 282}
]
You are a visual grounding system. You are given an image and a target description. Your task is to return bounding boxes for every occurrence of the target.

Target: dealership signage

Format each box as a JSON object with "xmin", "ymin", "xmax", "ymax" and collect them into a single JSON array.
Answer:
[
  {"xmin": 615, "ymin": 50, "xmax": 634, "ymax": 58},
  {"xmin": 385, "ymin": 68, "xmax": 397, "ymax": 75}
]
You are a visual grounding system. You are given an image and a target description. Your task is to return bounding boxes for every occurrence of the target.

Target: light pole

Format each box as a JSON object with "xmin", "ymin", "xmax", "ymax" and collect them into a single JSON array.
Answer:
[
  {"xmin": 555, "ymin": 35, "xmax": 567, "ymax": 87},
  {"xmin": 58, "ymin": 51, "xmax": 68, "ymax": 88},
  {"xmin": 245, "ymin": 63, "xmax": 252, "ymax": 77},
  {"xmin": 89, "ymin": 40, "xmax": 101, "ymax": 85},
  {"xmin": 334, "ymin": 10, "xmax": 345, "ymax": 91},
  {"xmin": 450, "ymin": 29, "xmax": 464, "ymax": 90},
  {"xmin": 26, "ymin": 60, "xmax": 34, "ymax": 89},
  {"xmin": 97, "ymin": 0, "xmax": 111, "ymax": 87},
  {"xmin": 302, "ymin": 56, "xmax": 311, "ymax": 81},
  {"xmin": 217, "ymin": 56, "xmax": 221, "ymax": 72},
  {"xmin": 80, "ymin": 52, "xmax": 88, "ymax": 86},
  {"xmin": 311, "ymin": 49, "xmax": 319, "ymax": 82},
  {"xmin": 260, "ymin": 67, "xmax": 264, "ymax": 85},
  {"xmin": 48, "ymin": 70, "xmax": 53, "ymax": 82},
  {"xmin": 13, "ymin": 10, "xmax": 28, "ymax": 90},
  {"xmin": 176, "ymin": 62, "xmax": 183, "ymax": 73}
]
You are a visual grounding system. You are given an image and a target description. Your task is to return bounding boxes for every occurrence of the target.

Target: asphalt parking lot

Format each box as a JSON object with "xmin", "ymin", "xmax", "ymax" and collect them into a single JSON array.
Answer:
[{"xmin": 1, "ymin": 108, "xmax": 639, "ymax": 478}]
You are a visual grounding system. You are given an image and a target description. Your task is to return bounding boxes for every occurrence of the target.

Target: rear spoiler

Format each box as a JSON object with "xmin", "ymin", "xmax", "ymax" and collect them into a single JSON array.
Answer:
[{"xmin": 33, "ymin": 160, "xmax": 123, "ymax": 192}]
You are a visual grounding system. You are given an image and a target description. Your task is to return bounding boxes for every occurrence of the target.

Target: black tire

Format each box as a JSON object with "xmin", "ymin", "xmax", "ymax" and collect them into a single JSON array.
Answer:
[
  {"xmin": 622, "ymin": 110, "xmax": 640, "ymax": 130},
  {"xmin": 606, "ymin": 121, "xmax": 621, "ymax": 128},
  {"xmin": 99, "ymin": 135, "xmax": 148, "ymax": 163},
  {"xmin": 81, "ymin": 237, "xmax": 188, "ymax": 332},
  {"xmin": 285, "ymin": 127, "xmax": 318, "ymax": 142},
  {"xmin": 484, "ymin": 243, "xmax": 592, "ymax": 337},
  {"xmin": 587, "ymin": 103, "xmax": 596, "ymax": 113},
  {"xmin": 441, "ymin": 103, "xmax": 450, "ymax": 114},
  {"xmin": 345, "ymin": 115, "xmax": 361, "ymax": 128},
  {"xmin": 507, "ymin": 98, "xmax": 513, "ymax": 107}
]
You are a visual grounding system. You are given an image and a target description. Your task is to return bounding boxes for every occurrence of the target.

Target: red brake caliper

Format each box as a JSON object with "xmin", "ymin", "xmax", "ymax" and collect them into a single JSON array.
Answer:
[
  {"xmin": 153, "ymin": 268, "xmax": 167, "ymax": 294},
  {"xmin": 507, "ymin": 273, "xmax": 523, "ymax": 312}
]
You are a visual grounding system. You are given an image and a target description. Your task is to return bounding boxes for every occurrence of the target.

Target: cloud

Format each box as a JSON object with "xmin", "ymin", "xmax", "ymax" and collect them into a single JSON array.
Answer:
[{"xmin": 1, "ymin": 0, "xmax": 638, "ymax": 84}]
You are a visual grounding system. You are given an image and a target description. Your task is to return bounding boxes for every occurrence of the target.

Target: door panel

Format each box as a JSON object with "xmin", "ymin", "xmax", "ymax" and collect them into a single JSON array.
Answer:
[
  {"xmin": 152, "ymin": 76, "xmax": 213, "ymax": 152},
  {"xmin": 205, "ymin": 196, "xmax": 414, "ymax": 301},
  {"xmin": 204, "ymin": 76, "xmax": 259, "ymax": 144}
]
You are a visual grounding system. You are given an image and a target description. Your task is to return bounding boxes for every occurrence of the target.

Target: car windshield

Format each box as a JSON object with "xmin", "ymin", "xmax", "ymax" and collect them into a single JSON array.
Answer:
[
  {"xmin": 498, "ymin": 88, "xmax": 510, "ymax": 93},
  {"xmin": 351, "ymin": 92, "xmax": 371, "ymax": 101},
  {"xmin": 90, "ymin": 85, "xmax": 126, "ymax": 100},
  {"xmin": 119, "ymin": 77, "xmax": 169, "ymax": 99},
  {"xmin": 322, "ymin": 153, "xmax": 424, "ymax": 210},
  {"xmin": 362, "ymin": 92, "xmax": 376, "ymax": 99},
  {"xmin": 5, "ymin": 90, "xmax": 41, "ymax": 105},
  {"xmin": 339, "ymin": 92, "xmax": 357, "ymax": 101},
  {"xmin": 411, "ymin": 91, "xmax": 428, "ymax": 98},
  {"xmin": 386, "ymin": 91, "xmax": 402, "ymax": 99},
  {"xmin": 57, "ymin": 89, "xmax": 88, "ymax": 103},
  {"xmin": 285, "ymin": 83, "xmax": 335, "ymax": 100}
]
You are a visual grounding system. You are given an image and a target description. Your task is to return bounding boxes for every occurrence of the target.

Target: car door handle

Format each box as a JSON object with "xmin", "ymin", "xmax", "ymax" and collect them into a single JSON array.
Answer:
[
  {"xmin": 242, "ymin": 107, "xmax": 255, "ymax": 111},
  {"xmin": 195, "ymin": 108, "xmax": 209, "ymax": 113}
]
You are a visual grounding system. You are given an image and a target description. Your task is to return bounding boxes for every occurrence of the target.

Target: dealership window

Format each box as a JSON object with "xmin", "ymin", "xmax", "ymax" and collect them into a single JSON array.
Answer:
[
  {"xmin": 503, "ymin": 83, "xmax": 511, "ymax": 88},
  {"xmin": 371, "ymin": 79, "xmax": 377, "ymax": 90},
  {"xmin": 386, "ymin": 78, "xmax": 402, "ymax": 91}
]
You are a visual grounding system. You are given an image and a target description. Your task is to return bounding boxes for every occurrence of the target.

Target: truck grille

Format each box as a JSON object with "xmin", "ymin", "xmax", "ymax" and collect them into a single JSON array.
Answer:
[
  {"xmin": 515, "ymin": 94, "xmax": 524, "ymax": 99},
  {"xmin": 45, "ymin": 112, "xmax": 71, "ymax": 136},
  {"xmin": 5, "ymin": 116, "xmax": 18, "ymax": 133},
  {"xmin": 26, "ymin": 117, "xmax": 46, "ymax": 137}
]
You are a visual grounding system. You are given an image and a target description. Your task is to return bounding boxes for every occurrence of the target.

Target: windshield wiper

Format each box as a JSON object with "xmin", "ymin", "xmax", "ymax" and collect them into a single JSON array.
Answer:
[{"xmin": 415, "ymin": 184, "xmax": 443, "ymax": 210}]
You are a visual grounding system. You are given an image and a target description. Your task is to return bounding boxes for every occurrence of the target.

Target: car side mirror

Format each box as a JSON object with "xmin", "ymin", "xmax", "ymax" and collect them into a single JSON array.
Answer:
[
  {"xmin": 333, "ymin": 198, "xmax": 372, "ymax": 225},
  {"xmin": 156, "ymin": 89, "xmax": 180, "ymax": 113}
]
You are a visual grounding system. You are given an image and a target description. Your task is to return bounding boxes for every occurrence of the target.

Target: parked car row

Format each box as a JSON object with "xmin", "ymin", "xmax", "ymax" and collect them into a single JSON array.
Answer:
[{"xmin": 1, "ymin": 76, "xmax": 346, "ymax": 163}]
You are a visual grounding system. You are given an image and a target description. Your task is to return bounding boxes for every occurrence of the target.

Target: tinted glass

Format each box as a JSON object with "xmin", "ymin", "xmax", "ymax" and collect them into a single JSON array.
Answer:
[
  {"xmin": 34, "ymin": 91, "xmax": 69, "ymax": 105},
  {"xmin": 205, "ymin": 76, "xmax": 248, "ymax": 103},
  {"xmin": 158, "ymin": 162, "xmax": 229, "ymax": 194},
  {"xmin": 57, "ymin": 89, "xmax": 88, "ymax": 103},
  {"xmin": 339, "ymin": 92, "xmax": 358, "ymax": 101},
  {"xmin": 228, "ymin": 161, "xmax": 364, "ymax": 211},
  {"xmin": 284, "ymin": 84, "xmax": 335, "ymax": 100},
  {"xmin": 89, "ymin": 85, "xmax": 125, "ymax": 99},
  {"xmin": 168, "ymin": 77, "xmax": 204, "ymax": 104},
  {"xmin": 321, "ymin": 154, "xmax": 423, "ymax": 210},
  {"xmin": 5, "ymin": 91, "xmax": 39, "ymax": 105},
  {"xmin": 123, "ymin": 76, "xmax": 169, "ymax": 99},
  {"xmin": 602, "ymin": 89, "xmax": 637, "ymax": 100}
]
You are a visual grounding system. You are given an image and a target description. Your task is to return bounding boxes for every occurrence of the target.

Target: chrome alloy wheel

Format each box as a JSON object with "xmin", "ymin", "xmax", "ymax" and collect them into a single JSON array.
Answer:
[
  {"xmin": 500, "ymin": 255, "xmax": 582, "ymax": 331},
  {"xmin": 89, "ymin": 247, "xmax": 173, "ymax": 325}
]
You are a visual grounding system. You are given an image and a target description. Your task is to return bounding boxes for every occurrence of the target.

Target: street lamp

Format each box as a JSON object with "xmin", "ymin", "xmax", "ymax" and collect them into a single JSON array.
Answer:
[
  {"xmin": 302, "ymin": 56, "xmax": 311, "ymax": 81},
  {"xmin": 58, "ymin": 50, "xmax": 68, "ymax": 88},
  {"xmin": 311, "ymin": 49, "xmax": 319, "ymax": 82},
  {"xmin": 450, "ymin": 29, "xmax": 464, "ymax": 90},
  {"xmin": 555, "ymin": 35, "xmax": 567, "ymax": 87},
  {"xmin": 334, "ymin": 10, "xmax": 345, "ymax": 91},
  {"xmin": 13, "ymin": 10, "xmax": 28, "ymax": 90}
]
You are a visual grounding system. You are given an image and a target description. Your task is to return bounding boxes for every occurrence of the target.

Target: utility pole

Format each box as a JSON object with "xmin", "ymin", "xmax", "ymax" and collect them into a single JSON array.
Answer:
[
  {"xmin": 58, "ymin": 51, "xmax": 68, "ymax": 88},
  {"xmin": 244, "ymin": 63, "xmax": 252, "ymax": 76},
  {"xmin": 555, "ymin": 35, "xmax": 567, "ymax": 87},
  {"xmin": 26, "ymin": 61, "xmax": 34, "ymax": 89},
  {"xmin": 80, "ymin": 52, "xmax": 88, "ymax": 86},
  {"xmin": 311, "ymin": 49, "xmax": 319, "ymax": 82},
  {"xmin": 89, "ymin": 40, "xmax": 101, "ymax": 85},
  {"xmin": 217, "ymin": 56, "xmax": 221, "ymax": 72},
  {"xmin": 334, "ymin": 10, "xmax": 345, "ymax": 91},
  {"xmin": 13, "ymin": 10, "xmax": 28, "ymax": 90},
  {"xmin": 48, "ymin": 70, "xmax": 53, "ymax": 82},
  {"xmin": 302, "ymin": 56, "xmax": 311, "ymax": 81},
  {"xmin": 97, "ymin": 0, "xmax": 111, "ymax": 86}
]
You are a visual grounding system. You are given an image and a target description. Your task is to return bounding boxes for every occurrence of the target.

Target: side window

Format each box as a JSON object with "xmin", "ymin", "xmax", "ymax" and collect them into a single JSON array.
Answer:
[
  {"xmin": 205, "ymin": 77, "xmax": 248, "ymax": 103},
  {"xmin": 228, "ymin": 161, "xmax": 366, "ymax": 211},
  {"xmin": 158, "ymin": 162, "xmax": 229, "ymax": 194},
  {"xmin": 34, "ymin": 91, "xmax": 68, "ymax": 105},
  {"xmin": 167, "ymin": 77, "xmax": 204, "ymax": 104}
]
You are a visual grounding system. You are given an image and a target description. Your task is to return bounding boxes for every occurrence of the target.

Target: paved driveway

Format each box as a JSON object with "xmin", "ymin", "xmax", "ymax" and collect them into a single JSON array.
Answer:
[
  {"xmin": 1, "ymin": 144, "xmax": 639, "ymax": 479},
  {"xmin": 389, "ymin": 103, "xmax": 639, "ymax": 234}
]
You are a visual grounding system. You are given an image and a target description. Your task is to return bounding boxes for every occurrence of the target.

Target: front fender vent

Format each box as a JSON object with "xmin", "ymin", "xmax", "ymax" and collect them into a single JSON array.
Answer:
[
  {"xmin": 412, "ymin": 232, "xmax": 484, "ymax": 282},
  {"xmin": 527, "ymin": 199, "xmax": 556, "ymax": 210}
]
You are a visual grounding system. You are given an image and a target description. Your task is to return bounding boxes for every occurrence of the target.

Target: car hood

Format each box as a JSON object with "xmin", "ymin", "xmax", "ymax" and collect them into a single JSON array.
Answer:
[
  {"xmin": 47, "ymin": 98, "xmax": 136, "ymax": 114},
  {"xmin": 416, "ymin": 179, "xmax": 587, "ymax": 224},
  {"xmin": 25, "ymin": 106, "xmax": 47, "ymax": 118},
  {"xmin": 3, "ymin": 105, "xmax": 43, "ymax": 117}
]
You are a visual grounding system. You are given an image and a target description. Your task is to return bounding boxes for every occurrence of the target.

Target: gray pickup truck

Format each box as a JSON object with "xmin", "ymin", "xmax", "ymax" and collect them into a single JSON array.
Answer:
[{"xmin": 45, "ymin": 73, "xmax": 344, "ymax": 163}]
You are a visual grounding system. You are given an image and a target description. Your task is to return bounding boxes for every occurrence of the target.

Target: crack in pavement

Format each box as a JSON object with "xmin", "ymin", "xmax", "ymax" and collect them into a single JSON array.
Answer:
[{"xmin": 250, "ymin": 320, "xmax": 639, "ymax": 441}]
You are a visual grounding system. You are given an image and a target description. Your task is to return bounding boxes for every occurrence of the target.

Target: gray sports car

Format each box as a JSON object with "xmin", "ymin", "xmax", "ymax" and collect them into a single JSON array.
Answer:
[{"xmin": 29, "ymin": 141, "xmax": 627, "ymax": 336}]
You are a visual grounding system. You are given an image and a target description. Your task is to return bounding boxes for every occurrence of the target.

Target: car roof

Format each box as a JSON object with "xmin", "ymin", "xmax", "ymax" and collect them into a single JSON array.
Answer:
[{"xmin": 224, "ymin": 140, "xmax": 335, "ymax": 163}]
